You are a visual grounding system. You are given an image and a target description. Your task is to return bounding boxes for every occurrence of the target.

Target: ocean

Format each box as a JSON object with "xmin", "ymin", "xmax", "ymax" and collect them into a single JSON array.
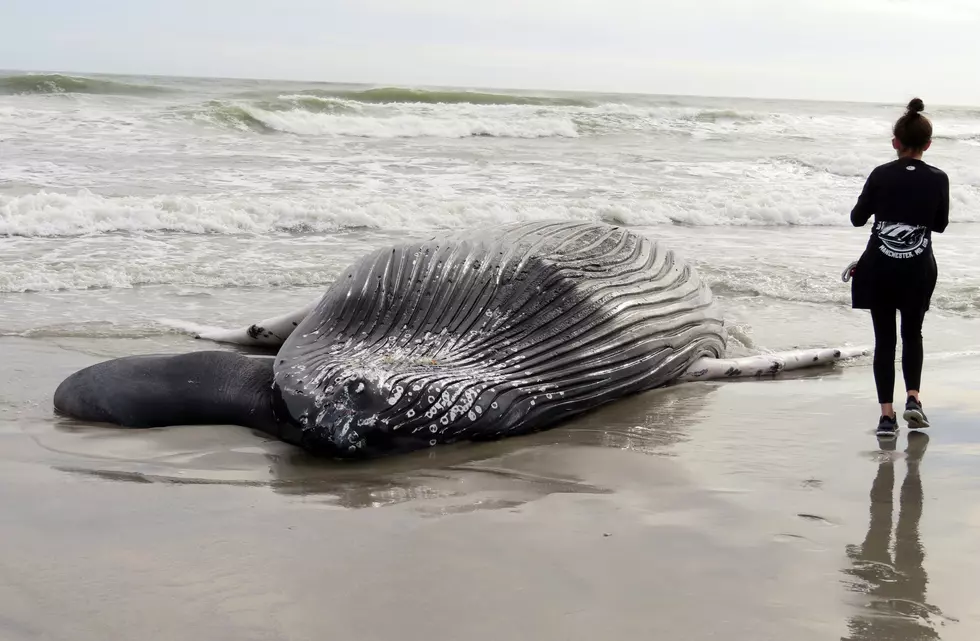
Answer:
[
  {"xmin": 2, "ymin": 71, "xmax": 979, "ymax": 359},
  {"xmin": 3, "ymin": 71, "xmax": 980, "ymax": 641}
]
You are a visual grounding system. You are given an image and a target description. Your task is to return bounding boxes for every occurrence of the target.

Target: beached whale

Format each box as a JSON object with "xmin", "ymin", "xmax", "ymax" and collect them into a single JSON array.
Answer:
[{"xmin": 53, "ymin": 221, "xmax": 866, "ymax": 459}]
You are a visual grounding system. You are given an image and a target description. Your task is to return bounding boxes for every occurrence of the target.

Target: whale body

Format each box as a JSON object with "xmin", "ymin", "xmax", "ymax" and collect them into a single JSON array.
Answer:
[{"xmin": 54, "ymin": 221, "xmax": 865, "ymax": 459}]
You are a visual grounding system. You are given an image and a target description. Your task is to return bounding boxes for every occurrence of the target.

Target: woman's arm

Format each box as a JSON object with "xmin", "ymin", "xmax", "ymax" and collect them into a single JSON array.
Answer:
[
  {"xmin": 850, "ymin": 170, "xmax": 877, "ymax": 227},
  {"xmin": 934, "ymin": 172, "xmax": 950, "ymax": 233}
]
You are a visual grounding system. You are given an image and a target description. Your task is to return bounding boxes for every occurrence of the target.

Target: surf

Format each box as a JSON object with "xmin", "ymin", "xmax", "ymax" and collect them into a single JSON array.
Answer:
[
  {"xmin": 0, "ymin": 73, "xmax": 171, "ymax": 96},
  {"xmin": 284, "ymin": 86, "xmax": 592, "ymax": 107}
]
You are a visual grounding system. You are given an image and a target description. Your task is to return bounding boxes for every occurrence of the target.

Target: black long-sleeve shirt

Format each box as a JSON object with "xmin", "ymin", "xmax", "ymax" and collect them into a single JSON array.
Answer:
[
  {"xmin": 848, "ymin": 157, "xmax": 949, "ymax": 311},
  {"xmin": 850, "ymin": 158, "xmax": 950, "ymax": 233}
]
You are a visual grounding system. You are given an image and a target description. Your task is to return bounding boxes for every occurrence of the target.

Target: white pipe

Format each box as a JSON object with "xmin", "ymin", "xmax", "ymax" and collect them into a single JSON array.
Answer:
[
  {"xmin": 190, "ymin": 299, "xmax": 321, "ymax": 347},
  {"xmin": 678, "ymin": 346, "xmax": 869, "ymax": 382}
]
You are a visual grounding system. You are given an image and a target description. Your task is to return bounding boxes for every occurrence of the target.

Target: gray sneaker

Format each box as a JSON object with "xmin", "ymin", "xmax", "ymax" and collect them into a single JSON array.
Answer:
[
  {"xmin": 903, "ymin": 396, "xmax": 930, "ymax": 429},
  {"xmin": 876, "ymin": 414, "xmax": 898, "ymax": 438}
]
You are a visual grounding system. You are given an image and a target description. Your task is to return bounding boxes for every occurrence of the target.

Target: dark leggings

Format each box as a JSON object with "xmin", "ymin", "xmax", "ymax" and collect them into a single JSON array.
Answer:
[{"xmin": 870, "ymin": 306, "xmax": 926, "ymax": 405}]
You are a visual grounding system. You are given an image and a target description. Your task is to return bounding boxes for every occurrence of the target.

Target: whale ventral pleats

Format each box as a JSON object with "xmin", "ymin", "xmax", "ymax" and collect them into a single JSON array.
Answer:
[{"xmin": 271, "ymin": 221, "xmax": 727, "ymax": 458}]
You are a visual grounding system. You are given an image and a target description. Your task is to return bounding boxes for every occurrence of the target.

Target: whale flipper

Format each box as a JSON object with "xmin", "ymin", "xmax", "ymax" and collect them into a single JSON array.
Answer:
[{"xmin": 52, "ymin": 351, "xmax": 288, "ymax": 439}]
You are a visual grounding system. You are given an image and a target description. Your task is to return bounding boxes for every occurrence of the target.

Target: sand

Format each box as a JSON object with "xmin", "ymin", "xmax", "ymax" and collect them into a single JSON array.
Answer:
[{"xmin": 1, "ymin": 334, "xmax": 978, "ymax": 641}]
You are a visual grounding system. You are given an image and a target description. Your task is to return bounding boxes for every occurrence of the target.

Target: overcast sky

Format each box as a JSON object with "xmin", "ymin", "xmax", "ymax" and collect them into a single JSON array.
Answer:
[{"xmin": 2, "ymin": 0, "xmax": 979, "ymax": 105}]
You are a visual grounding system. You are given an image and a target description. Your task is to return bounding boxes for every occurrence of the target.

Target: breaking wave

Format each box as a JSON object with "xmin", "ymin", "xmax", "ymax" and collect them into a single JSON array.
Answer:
[
  {"xmin": 5, "ymin": 187, "xmax": 979, "ymax": 241},
  {"xmin": 0, "ymin": 73, "xmax": 170, "ymax": 96},
  {"xmin": 284, "ymin": 86, "xmax": 591, "ymax": 107},
  {"xmin": 191, "ymin": 101, "xmax": 578, "ymax": 138},
  {"xmin": 182, "ymin": 96, "xmax": 776, "ymax": 140},
  {"xmin": 777, "ymin": 153, "xmax": 980, "ymax": 187},
  {"xmin": 0, "ymin": 321, "xmax": 179, "ymax": 339},
  {"xmin": 690, "ymin": 109, "xmax": 759, "ymax": 123},
  {"xmin": 0, "ymin": 260, "xmax": 339, "ymax": 293},
  {"xmin": 935, "ymin": 133, "xmax": 980, "ymax": 146}
]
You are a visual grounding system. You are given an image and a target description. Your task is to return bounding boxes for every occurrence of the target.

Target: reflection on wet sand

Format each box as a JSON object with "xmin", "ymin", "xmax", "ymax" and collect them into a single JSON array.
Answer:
[
  {"xmin": 51, "ymin": 381, "xmax": 719, "ymax": 510},
  {"xmin": 842, "ymin": 434, "xmax": 955, "ymax": 640}
]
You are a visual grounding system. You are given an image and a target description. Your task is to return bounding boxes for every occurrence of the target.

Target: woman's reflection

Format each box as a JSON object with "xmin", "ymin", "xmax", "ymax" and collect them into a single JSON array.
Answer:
[{"xmin": 842, "ymin": 433, "xmax": 949, "ymax": 640}]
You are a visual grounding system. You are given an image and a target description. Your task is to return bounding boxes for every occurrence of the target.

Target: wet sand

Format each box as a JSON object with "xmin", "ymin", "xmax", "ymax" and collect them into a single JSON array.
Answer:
[{"xmin": 2, "ymin": 335, "xmax": 979, "ymax": 641}]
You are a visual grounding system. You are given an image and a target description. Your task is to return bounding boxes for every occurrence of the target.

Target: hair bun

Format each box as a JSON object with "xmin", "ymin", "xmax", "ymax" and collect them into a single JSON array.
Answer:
[{"xmin": 907, "ymin": 98, "xmax": 925, "ymax": 114}]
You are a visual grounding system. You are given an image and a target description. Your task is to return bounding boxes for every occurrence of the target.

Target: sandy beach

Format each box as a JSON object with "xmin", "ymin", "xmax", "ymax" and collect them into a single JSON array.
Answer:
[{"xmin": 2, "ymin": 333, "xmax": 978, "ymax": 641}]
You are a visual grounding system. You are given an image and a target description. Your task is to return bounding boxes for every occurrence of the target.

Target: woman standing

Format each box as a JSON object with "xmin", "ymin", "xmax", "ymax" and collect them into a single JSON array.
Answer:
[{"xmin": 850, "ymin": 98, "xmax": 950, "ymax": 438}]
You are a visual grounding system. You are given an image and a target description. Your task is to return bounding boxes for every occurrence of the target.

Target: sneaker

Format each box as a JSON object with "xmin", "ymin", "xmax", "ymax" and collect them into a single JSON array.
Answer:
[
  {"xmin": 903, "ymin": 396, "xmax": 930, "ymax": 429},
  {"xmin": 876, "ymin": 414, "xmax": 898, "ymax": 438}
]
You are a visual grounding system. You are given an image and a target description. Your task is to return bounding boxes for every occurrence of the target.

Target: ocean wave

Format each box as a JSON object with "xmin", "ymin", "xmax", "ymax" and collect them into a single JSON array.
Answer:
[
  {"xmin": 185, "ymin": 97, "xmax": 772, "ymax": 140},
  {"xmin": 706, "ymin": 269, "xmax": 979, "ymax": 316},
  {"xmin": 690, "ymin": 109, "xmax": 759, "ymax": 123},
  {"xmin": 190, "ymin": 102, "xmax": 278, "ymax": 133},
  {"xmin": 4, "ymin": 243, "xmax": 977, "ymax": 319},
  {"xmin": 0, "ymin": 190, "xmax": 589, "ymax": 238},
  {"xmin": 0, "ymin": 321, "xmax": 178, "ymax": 339},
  {"xmin": 272, "ymin": 94, "xmax": 361, "ymax": 113},
  {"xmin": 774, "ymin": 152, "xmax": 885, "ymax": 179},
  {"xmin": 569, "ymin": 104, "xmax": 841, "ymax": 139},
  {"xmin": 0, "ymin": 73, "xmax": 169, "ymax": 96},
  {"xmin": 189, "ymin": 95, "xmax": 362, "ymax": 121},
  {"xmin": 775, "ymin": 153, "xmax": 980, "ymax": 187},
  {"xmin": 191, "ymin": 102, "xmax": 578, "ymax": 138},
  {"xmin": 0, "ymin": 260, "xmax": 338, "ymax": 293},
  {"xmin": 5, "ymin": 187, "xmax": 980, "ymax": 241},
  {"xmin": 289, "ymin": 86, "xmax": 591, "ymax": 107},
  {"xmin": 935, "ymin": 133, "xmax": 980, "ymax": 146}
]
